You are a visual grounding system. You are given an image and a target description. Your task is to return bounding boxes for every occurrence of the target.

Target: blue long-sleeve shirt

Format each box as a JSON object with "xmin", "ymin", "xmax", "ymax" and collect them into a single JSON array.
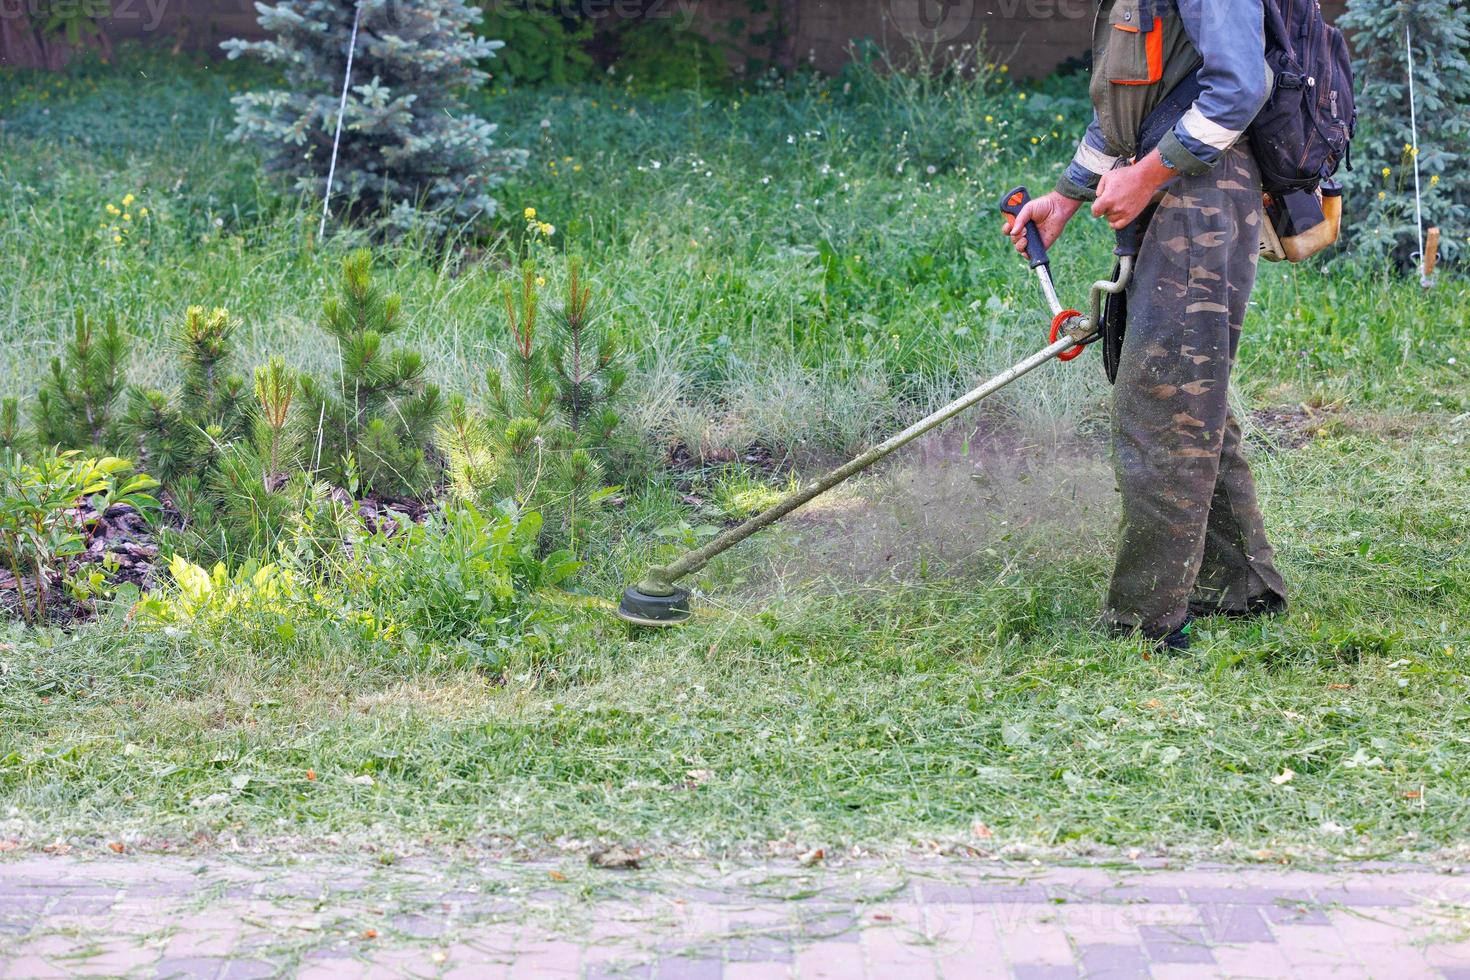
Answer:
[{"xmin": 1057, "ymin": 0, "xmax": 1272, "ymax": 200}]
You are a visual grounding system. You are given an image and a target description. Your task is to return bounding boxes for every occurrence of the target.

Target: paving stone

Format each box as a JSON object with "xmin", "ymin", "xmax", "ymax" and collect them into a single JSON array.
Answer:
[
  {"xmin": 1138, "ymin": 924, "xmax": 1213, "ymax": 964},
  {"xmin": 1046, "ymin": 884, "xmax": 1183, "ymax": 905},
  {"xmin": 1311, "ymin": 885, "xmax": 1414, "ymax": 908},
  {"xmin": 797, "ymin": 910, "xmax": 859, "ymax": 941},
  {"xmin": 654, "ymin": 957, "xmax": 723, "ymax": 980},
  {"xmin": 1010, "ymin": 967, "xmax": 1079, "ymax": 980},
  {"xmin": 1261, "ymin": 903, "xmax": 1332, "ymax": 925},
  {"xmin": 726, "ymin": 936, "xmax": 792, "ymax": 963},
  {"xmin": 586, "ymin": 962, "xmax": 654, "ymax": 979},
  {"xmin": 919, "ymin": 883, "xmax": 1049, "ymax": 905},
  {"xmin": 1198, "ymin": 903, "xmax": 1274, "ymax": 944},
  {"xmin": 1, "ymin": 857, "xmax": 1466, "ymax": 978},
  {"xmin": 154, "ymin": 957, "xmax": 226, "ymax": 979},
  {"xmin": 0, "ymin": 955, "xmax": 69, "ymax": 979},
  {"xmin": 216, "ymin": 959, "xmax": 276, "ymax": 979},
  {"xmin": 1185, "ymin": 886, "xmax": 1313, "ymax": 906},
  {"xmin": 722, "ymin": 965, "xmax": 792, "ymax": 980},
  {"xmin": 1077, "ymin": 943, "xmax": 1150, "ymax": 978}
]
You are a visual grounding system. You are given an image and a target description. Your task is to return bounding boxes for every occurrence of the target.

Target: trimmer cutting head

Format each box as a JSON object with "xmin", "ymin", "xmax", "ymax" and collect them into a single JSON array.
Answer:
[{"xmin": 616, "ymin": 585, "xmax": 693, "ymax": 627}]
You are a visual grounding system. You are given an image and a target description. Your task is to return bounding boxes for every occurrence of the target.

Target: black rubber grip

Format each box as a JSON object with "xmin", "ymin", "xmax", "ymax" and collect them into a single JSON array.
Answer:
[
  {"xmin": 1114, "ymin": 218, "xmax": 1145, "ymax": 258},
  {"xmin": 999, "ymin": 185, "xmax": 1050, "ymax": 269}
]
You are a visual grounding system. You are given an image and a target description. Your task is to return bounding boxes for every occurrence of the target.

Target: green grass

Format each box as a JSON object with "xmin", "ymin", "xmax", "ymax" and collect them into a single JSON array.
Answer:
[{"xmin": 0, "ymin": 49, "xmax": 1467, "ymax": 861}]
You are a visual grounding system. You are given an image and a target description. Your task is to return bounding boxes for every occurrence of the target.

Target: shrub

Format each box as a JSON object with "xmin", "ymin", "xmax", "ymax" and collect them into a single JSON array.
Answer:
[
  {"xmin": 0, "ymin": 450, "xmax": 157, "ymax": 625},
  {"xmin": 141, "ymin": 500, "xmax": 575, "ymax": 672},
  {"xmin": 611, "ymin": 17, "xmax": 731, "ymax": 91},
  {"xmin": 224, "ymin": 0, "xmax": 521, "ymax": 236},
  {"xmin": 1340, "ymin": 0, "xmax": 1470, "ymax": 264},
  {"xmin": 338, "ymin": 500, "xmax": 579, "ymax": 670},
  {"xmin": 299, "ymin": 249, "xmax": 443, "ymax": 498},
  {"xmin": 33, "ymin": 311, "xmax": 127, "ymax": 454},
  {"xmin": 475, "ymin": 0, "xmax": 596, "ymax": 87}
]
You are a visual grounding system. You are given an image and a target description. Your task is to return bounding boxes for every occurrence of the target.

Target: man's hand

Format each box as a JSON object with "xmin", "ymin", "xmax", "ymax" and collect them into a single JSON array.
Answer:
[
  {"xmin": 1092, "ymin": 150, "xmax": 1175, "ymax": 230},
  {"xmin": 1005, "ymin": 192, "xmax": 1083, "ymax": 260}
]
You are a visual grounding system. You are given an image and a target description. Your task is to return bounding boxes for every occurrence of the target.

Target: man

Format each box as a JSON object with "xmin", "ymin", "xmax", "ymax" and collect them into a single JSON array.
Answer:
[{"xmin": 1006, "ymin": 0, "xmax": 1288, "ymax": 651}]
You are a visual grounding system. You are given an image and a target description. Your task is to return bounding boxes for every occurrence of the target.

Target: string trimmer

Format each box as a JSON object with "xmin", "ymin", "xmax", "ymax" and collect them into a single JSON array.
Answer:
[{"xmin": 615, "ymin": 187, "xmax": 1140, "ymax": 627}]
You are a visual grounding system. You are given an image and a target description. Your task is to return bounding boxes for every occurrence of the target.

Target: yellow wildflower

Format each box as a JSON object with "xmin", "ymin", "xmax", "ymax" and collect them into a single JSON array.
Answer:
[
  {"xmin": 1000, "ymin": 64, "xmax": 1009, "ymax": 73},
  {"xmin": 1031, "ymin": 136, "xmax": 1039, "ymax": 144},
  {"xmin": 113, "ymin": 235, "xmax": 123, "ymax": 244},
  {"xmin": 984, "ymin": 115, "xmax": 993, "ymax": 124},
  {"xmin": 105, "ymin": 203, "xmax": 121, "ymax": 216},
  {"xmin": 535, "ymin": 276, "xmax": 547, "ymax": 287},
  {"xmin": 1378, "ymin": 191, "xmax": 1386, "ymax": 200},
  {"xmin": 1381, "ymin": 167, "xmax": 1391, "ymax": 177},
  {"xmin": 123, "ymin": 213, "xmax": 132, "ymax": 222},
  {"xmin": 539, "ymin": 222, "xmax": 555, "ymax": 236},
  {"xmin": 122, "ymin": 193, "xmax": 135, "ymax": 207},
  {"xmin": 524, "ymin": 207, "xmax": 536, "ymax": 219},
  {"xmin": 139, "ymin": 207, "xmax": 150, "ymax": 218},
  {"xmin": 1430, "ymin": 174, "xmax": 1440, "ymax": 186}
]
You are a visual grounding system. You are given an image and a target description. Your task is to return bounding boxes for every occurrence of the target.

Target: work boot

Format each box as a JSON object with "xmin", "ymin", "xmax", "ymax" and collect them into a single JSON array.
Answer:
[
  {"xmin": 1109, "ymin": 617, "xmax": 1194, "ymax": 653},
  {"xmin": 1153, "ymin": 618, "xmax": 1194, "ymax": 653},
  {"xmin": 1188, "ymin": 591, "xmax": 1287, "ymax": 621}
]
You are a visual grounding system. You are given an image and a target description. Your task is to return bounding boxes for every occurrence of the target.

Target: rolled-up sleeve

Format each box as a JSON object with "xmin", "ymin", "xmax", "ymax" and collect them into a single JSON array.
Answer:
[
  {"xmin": 1056, "ymin": 113, "xmax": 1118, "ymax": 201},
  {"xmin": 1158, "ymin": 0, "xmax": 1272, "ymax": 175}
]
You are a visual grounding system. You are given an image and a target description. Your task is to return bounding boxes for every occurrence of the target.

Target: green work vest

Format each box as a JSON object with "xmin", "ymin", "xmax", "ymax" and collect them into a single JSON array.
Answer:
[{"xmin": 1090, "ymin": 0, "xmax": 1203, "ymax": 159}]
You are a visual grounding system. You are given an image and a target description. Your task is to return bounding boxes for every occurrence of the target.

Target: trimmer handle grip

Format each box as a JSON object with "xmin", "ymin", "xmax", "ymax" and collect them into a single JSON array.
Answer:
[
  {"xmin": 1114, "ymin": 217, "xmax": 1146, "ymax": 258},
  {"xmin": 999, "ymin": 185, "xmax": 1051, "ymax": 270}
]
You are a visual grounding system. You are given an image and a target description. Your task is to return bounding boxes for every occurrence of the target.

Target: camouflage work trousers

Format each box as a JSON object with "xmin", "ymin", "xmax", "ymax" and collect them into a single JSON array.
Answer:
[{"xmin": 1105, "ymin": 144, "xmax": 1288, "ymax": 637}]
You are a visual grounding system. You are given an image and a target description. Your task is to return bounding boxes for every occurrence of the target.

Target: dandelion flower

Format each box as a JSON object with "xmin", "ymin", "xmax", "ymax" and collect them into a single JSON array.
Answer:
[
  {"xmin": 984, "ymin": 115, "xmax": 993, "ymax": 124},
  {"xmin": 1430, "ymin": 174, "xmax": 1439, "ymax": 186},
  {"xmin": 1381, "ymin": 167, "xmax": 1391, "ymax": 177},
  {"xmin": 122, "ymin": 193, "xmax": 135, "ymax": 207},
  {"xmin": 1377, "ymin": 191, "xmax": 1386, "ymax": 200},
  {"xmin": 524, "ymin": 207, "xmax": 536, "ymax": 219},
  {"xmin": 123, "ymin": 213, "xmax": 131, "ymax": 222},
  {"xmin": 539, "ymin": 222, "xmax": 555, "ymax": 236},
  {"xmin": 535, "ymin": 276, "xmax": 547, "ymax": 287},
  {"xmin": 1017, "ymin": 92, "xmax": 1026, "ymax": 100},
  {"xmin": 1000, "ymin": 64, "xmax": 1009, "ymax": 73},
  {"xmin": 1031, "ymin": 137, "xmax": 1039, "ymax": 144},
  {"xmin": 113, "ymin": 235, "xmax": 123, "ymax": 244},
  {"xmin": 106, "ymin": 203, "xmax": 121, "ymax": 216},
  {"xmin": 139, "ymin": 207, "xmax": 149, "ymax": 218}
]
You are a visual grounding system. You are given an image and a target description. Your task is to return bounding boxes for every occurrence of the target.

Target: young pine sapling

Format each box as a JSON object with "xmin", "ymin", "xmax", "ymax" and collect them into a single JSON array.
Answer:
[
  {"xmin": 298, "ymin": 249, "xmax": 442, "ymax": 498},
  {"xmin": 33, "ymin": 311, "xmax": 127, "ymax": 453}
]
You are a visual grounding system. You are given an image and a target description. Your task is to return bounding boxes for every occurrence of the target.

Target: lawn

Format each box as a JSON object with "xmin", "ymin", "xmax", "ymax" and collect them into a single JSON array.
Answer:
[{"xmin": 0, "ymin": 50, "xmax": 1467, "ymax": 863}]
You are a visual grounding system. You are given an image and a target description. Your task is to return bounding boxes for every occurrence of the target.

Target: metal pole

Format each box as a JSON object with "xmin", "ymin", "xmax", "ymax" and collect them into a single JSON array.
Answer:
[
  {"xmin": 320, "ymin": 1, "xmax": 365, "ymax": 241},
  {"xmin": 637, "ymin": 332, "xmax": 1088, "ymax": 595}
]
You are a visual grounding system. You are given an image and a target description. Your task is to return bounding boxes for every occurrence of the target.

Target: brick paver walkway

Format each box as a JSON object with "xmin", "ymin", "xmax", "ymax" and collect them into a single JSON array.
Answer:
[{"xmin": 1, "ymin": 854, "xmax": 1468, "ymax": 978}]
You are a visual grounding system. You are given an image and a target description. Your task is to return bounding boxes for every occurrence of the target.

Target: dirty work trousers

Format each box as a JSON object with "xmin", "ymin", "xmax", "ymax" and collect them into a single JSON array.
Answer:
[{"xmin": 1105, "ymin": 143, "xmax": 1288, "ymax": 637}]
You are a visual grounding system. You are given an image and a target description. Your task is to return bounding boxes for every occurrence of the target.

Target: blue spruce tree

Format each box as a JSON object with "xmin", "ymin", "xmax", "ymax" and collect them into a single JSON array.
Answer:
[{"xmin": 225, "ymin": 0, "xmax": 521, "ymax": 236}]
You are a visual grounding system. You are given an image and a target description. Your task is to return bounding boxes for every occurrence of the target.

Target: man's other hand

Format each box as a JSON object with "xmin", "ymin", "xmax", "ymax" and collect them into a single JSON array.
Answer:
[
  {"xmin": 1005, "ymin": 191, "xmax": 1083, "ymax": 260},
  {"xmin": 1092, "ymin": 151, "xmax": 1175, "ymax": 230}
]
